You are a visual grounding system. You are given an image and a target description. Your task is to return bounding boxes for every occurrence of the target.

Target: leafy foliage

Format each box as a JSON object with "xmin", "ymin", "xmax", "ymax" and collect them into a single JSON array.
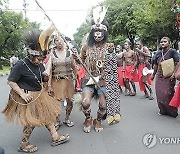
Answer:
[
  {"xmin": 0, "ymin": 10, "xmax": 40, "ymax": 69},
  {"xmin": 73, "ymin": 0, "xmax": 180, "ymax": 50},
  {"xmin": 135, "ymin": 0, "xmax": 178, "ymax": 49},
  {"xmin": 73, "ymin": 20, "xmax": 91, "ymax": 51},
  {"xmin": 74, "ymin": 0, "xmax": 145, "ymax": 48}
]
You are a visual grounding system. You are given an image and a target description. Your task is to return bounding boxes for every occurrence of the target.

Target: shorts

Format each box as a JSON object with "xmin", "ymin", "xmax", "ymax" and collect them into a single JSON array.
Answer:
[{"xmin": 83, "ymin": 85, "xmax": 106, "ymax": 96}]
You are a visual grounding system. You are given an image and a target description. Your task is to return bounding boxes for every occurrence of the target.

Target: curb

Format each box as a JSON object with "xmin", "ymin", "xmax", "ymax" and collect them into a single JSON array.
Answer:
[{"xmin": 0, "ymin": 73, "xmax": 9, "ymax": 77}]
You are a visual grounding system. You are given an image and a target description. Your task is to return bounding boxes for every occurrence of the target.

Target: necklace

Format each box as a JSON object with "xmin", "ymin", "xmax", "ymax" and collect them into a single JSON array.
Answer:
[
  {"xmin": 22, "ymin": 59, "xmax": 42, "ymax": 86},
  {"xmin": 10, "ymin": 60, "xmax": 43, "ymax": 106}
]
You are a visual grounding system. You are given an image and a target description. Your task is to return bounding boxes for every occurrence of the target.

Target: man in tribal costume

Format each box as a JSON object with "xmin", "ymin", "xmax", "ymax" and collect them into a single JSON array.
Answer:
[
  {"xmin": 79, "ymin": 20, "xmax": 107, "ymax": 133},
  {"xmin": 75, "ymin": 7, "xmax": 108, "ymax": 133},
  {"xmin": 2, "ymin": 30, "xmax": 69, "ymax": 153},
  {"xmin": 135, "ymin": 41, "xmax": 154, "ymax": 100},
  {"xmin": 76, "ymin": 6, "xmax": 121, "ymax": 132},
  {"xmin": 123, "ymin": 41, "xmax": 138, "ymax": 96}
]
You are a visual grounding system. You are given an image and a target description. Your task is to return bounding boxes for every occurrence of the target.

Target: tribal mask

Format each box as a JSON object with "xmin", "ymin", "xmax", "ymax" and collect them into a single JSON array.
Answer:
[
  {"xmin": 93, "ymin": 28, "xmax": 105, "ymax": 42},
  {"xmin": 87, "ymin": 6, "xmax": 109, "ymax": 46}
]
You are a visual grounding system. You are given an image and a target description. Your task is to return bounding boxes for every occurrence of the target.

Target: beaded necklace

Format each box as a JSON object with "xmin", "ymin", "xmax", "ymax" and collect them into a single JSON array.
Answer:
[
  {"xmin": 22, "ymin": 59, "xmax": 42, "ymax": 86},
  {"xmin": 10, "ymin": 59, "xmax": 43, "ymax": 105}
]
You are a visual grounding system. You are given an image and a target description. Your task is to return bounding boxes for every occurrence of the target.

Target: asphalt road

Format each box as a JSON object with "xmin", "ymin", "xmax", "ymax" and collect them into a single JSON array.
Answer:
[{"xmin": 0, "ymin": 76, "xmax": 180, "ymax": 154}]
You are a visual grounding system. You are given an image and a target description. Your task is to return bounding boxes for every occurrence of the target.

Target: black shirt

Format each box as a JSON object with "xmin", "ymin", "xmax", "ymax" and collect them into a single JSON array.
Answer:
[
  {"xmin": 8, "ymin": 58, "xmax": 45, "ymax": 91},
  {"xmin": 154, "ymin": 49, "xmax": 179, "ymax": 65}
]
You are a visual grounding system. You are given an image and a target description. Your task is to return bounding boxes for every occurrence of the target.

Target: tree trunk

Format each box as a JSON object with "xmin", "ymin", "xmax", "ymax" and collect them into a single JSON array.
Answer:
[
  {"xmin": 0, "ymin": 59, "xmax": 2, "ymax": 70},
  {"xmin": 0, "ymin": 51, "xmax": 2, "ymax": 70},
  {"xmin": 0, "ymin": 33, "xmax": 13, "ymax": 70},
  {"xmin": 129, "ymin": 35, "xmax": 135, "ymax": 49}
]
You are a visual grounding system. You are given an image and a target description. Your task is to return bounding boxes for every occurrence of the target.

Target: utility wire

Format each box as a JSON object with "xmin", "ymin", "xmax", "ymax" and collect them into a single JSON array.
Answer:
[{"xmin": 1, "ymin": 8, "xmax": 87, "ymax": 12}]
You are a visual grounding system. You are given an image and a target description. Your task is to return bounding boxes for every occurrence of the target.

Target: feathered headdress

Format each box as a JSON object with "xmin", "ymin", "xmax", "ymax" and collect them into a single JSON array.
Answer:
[
  {"xmin": 39, "ymin": 24, "xmax": 55, "ymax": 51},
  {"xmin": 23, "ymin": 30, "xmax": 42, "ymax": 56},
  {"xmin": 93, "ymin": 6, "xmax": 107, "ymax": 25},
  {"xmin": 92, "ymin": 6, "xmax": 108, "ymax": 31}
]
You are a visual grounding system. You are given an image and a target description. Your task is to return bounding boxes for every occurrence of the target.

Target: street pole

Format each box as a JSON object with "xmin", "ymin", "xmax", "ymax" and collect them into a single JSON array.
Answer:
[{"xmin": 23, "ymin": 0, "xmax": 28, "ymax": 19}]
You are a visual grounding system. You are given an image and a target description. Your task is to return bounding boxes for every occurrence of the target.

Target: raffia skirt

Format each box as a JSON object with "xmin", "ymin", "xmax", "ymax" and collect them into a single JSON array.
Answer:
[
  {"xmin": 2, "ymin": 89, "xmax": 60, "ymax": 127},
  {"xmin": 51, "ymin": 79, "xmax": 75, "ymax": 101}
]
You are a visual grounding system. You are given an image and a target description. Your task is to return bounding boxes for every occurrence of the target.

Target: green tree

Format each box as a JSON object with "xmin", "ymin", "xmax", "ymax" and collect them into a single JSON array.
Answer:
[
  {"xmin": 73, "ymin": 21, "xmax": 91, "ymax": 51},
  {"xmin": 104, "ymin": 0, "xmax": 144, "ymax": 47},
  {"xmin": 73, "ymin": 0, "xmax": 178, "ymax": 51},
  {"xmin": 0, "ymin": 11, "xmax": 40, "ymax": 69},
  {"xmin": 135, "ymin": 0, "xmax": 178, "ymax": 49}
]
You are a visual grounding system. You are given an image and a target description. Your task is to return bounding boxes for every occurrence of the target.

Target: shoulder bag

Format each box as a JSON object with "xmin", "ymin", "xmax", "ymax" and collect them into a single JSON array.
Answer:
[{"xmin": 160, "ymin": 50, "xmax": 175, "ymax": 78}]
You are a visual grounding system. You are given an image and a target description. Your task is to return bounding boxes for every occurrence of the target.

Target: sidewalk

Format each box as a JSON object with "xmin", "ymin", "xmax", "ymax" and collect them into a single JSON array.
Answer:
[
  {"xmin": 0, "ymin": 67, "xmax": 10, "ymax": 77},
  {"xmin": 0, "ymin": 73, "xmax": 9, "ymax": 77}
]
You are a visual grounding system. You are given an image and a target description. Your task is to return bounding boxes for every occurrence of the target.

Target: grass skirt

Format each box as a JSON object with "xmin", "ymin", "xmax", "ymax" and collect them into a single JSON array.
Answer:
[
  {"xmin": 51, "ymin": 79, "xmax": 75, "ymax": 101},
  {"xmin": 2, "ymin": 89, "xmax": 60, "ymax": 126}
]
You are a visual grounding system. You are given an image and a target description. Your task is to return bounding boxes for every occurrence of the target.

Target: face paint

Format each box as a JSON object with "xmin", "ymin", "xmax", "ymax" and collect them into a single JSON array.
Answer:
[{"xmin": 93, "ymin": 30, "xmax": 104, "ymax": 42}]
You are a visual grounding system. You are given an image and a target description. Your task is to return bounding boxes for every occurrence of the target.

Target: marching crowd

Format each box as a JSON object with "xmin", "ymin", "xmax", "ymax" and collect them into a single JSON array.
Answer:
[{"xmin": 1, "ymin": 7, "xmax": 180, "ymax": 154}]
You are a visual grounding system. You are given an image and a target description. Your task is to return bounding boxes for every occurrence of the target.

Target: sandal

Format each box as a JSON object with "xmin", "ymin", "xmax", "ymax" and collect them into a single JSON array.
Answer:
[
  {"xmin": 107, "ymin": 116, "xmax": 114, "ymax": 125},
  {"xmin": 113, "ymin": 114, "xmax": 121, "ymax": 124},
  {"xmin": 63, "ymin": 120, "xmax": 74, "ymax": 127},
  {"xmin": 18, "ymin": 144, "xmax": 38, "ymax": 153},
  {"xmin": 51, "ymin": 134, "xmax": 70, "ymax": 147}
]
